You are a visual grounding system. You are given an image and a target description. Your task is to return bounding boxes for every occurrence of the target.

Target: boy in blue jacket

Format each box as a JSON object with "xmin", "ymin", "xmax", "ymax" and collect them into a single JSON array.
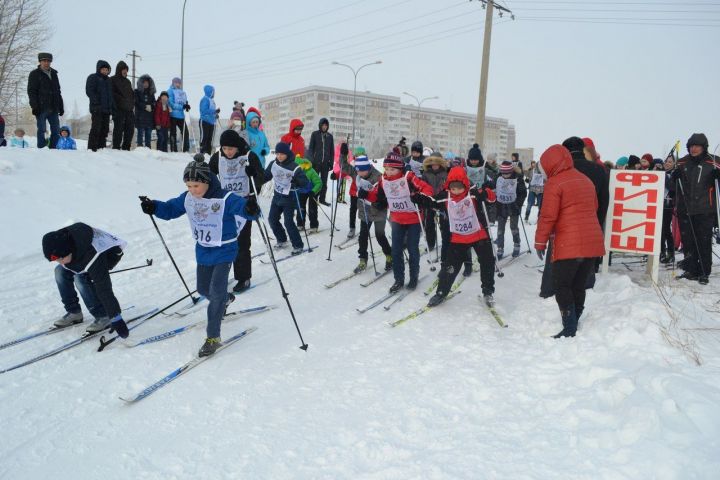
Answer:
[
  {"xmin": 140, "ymin": 156, "xmax": 260, "ymax": 357},
  {"xmin": 198, "ymin": 84, "xmax": 219, "ymax": 154},
  {"xmin": 56, "ymin": 126, "xmax": 77, "ymax": 150},
  {"xmin": 264, "ymin": 142, "xmax": 311, "ymax": 255}
]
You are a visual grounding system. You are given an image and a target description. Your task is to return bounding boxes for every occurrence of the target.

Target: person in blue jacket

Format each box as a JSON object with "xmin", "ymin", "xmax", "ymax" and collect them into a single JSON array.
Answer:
[
  {"xmin": 198, "ymin": 84, "xmax": 219, "ymax": 154},
  {"xmin": 167, "ymin": 77, "xmax": 190, "ymax": 152},
  {"xmin": 56, "ymin": 125, "xmax": 77, "ymax": 150},
  {"xmin": 245, "ymin": 111, "xmax": 270, "ymax": 168},
  {"xmin": 139, "ymin": 156, "xmax": 260, "ymax": 357},
  {"xmin": 264, "ymin": 142, "xmax": 311, "ymax": 255}
]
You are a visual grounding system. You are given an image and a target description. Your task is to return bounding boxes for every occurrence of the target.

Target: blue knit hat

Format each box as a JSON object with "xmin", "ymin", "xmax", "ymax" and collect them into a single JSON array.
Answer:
[
  {"xmin": 275, "ymin": 142, "xmax": 293, "ymax": 158},
  {"xmin": 354, "ymin": 155, "xmax": 371, "ymax": 171}
]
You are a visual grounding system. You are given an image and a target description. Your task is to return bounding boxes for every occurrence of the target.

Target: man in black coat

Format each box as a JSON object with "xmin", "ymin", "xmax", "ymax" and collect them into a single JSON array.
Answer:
[
  {"xmin": 86, "ymin": 60, "xmax": 113, "ymax": 151},
  {"xmin": 134, "ymin": 74, "xmax": 156, "ymax": 148},
  {"xmin": 27, "ymin": 52, "xmax": 64, "ymax": 148},
  {"xmin": 111, "ymin": 61, "xmax": 135, "ymax": 150},
  {"xmin": 307, "ymin": 117, "xmax": 334, "ymax": 206}
]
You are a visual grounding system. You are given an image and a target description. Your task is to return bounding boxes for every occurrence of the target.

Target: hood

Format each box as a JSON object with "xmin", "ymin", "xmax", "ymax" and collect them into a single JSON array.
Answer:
[
  {"xmin": 288, "ymin": 118, "xmax": 304, "ymax": 134},
  {"xmin": 423, "ymin": 153, "xmax": 448, "ymax": 170},
  {"xmin": 136, "ymin": 74, "xmax": 156, "ymax": 94},
  {"xmin": 171, "ymin": 77, "xmax": 182, "ymax": 88},
  {"xmin": 204, "ymin": 173, "xmax": 223, "ymax": 198},
  {"xmin": 295, "ymin": 156, "xmax": 312, "ymax": 170},
  {"xmin": 114, "ymin": 61, "xmax": 129, "ymax": 76},
  {"xmin": 203, "ymin": 85, "xmax": 214, "ymax": 98},
  {"xmin": 444, "ymin": 166, "xmax": 471, "ymax": 191},
  {"xmin": 60, "ymin": 125, "xmax": 71, "ymax": 135},
  {"xmin": 539, "ymin": 144, "xmax": 573, "ymax": 178},
  {"xmin": 686, "ymin": 133, "xmax": 709, "ymax": 153},
  {"xmin": 95, "ymin": 60, "xmax": 111, "ymax": 74},
  {"xmin": 245, "ymin": 112, "xmax": 261, "ymax": 131},
  {"xmin": 318, "ymin": 117, "xmax": 329, "ymax": 129}
]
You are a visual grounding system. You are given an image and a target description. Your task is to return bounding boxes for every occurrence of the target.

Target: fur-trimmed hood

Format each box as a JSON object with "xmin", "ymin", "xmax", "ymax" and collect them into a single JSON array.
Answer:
[{"xmin": 423, "ymin": 153, "xmax": 448, "ymax": 170}]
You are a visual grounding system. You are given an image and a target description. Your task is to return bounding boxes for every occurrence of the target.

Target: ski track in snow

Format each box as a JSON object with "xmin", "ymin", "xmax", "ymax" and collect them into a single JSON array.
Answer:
[{"xmin": 0, "ymin": 149, "xmax": 719, "ymax": 479}]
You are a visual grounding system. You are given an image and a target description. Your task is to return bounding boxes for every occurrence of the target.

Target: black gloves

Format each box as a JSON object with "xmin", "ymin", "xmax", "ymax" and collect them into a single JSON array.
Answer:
[
  {"xmin": 330, "ymin": 172, "xmax": 337, "ymax": 181},
  {"xmin": 474, "ymin": 186, "xmax": 488, "ymax": 202},
  {"xmin": 412, "ymin": 193, "xmax": 432, "ymax": 208},
  {"xmin": 260, "ymin": 149, "xmax": 267, "ymax": 156},
  {"xmin": 245, "ymin": 164, "xmax": 257, "ymax": 177},
  {"xmin": 244, "ymin": 196, "xmax": 260, "ymax": 217},
  {"xmin": 59, "ymin": 110, "xmax": 64, "ymax": 117},
  {"xmin": 183, "ymin": 103, "xmax": 191, "ymax": 112},
  {"xmin": 536, "ymin": 248, "xmax": 545, "ymax": 261},
  {"xmin": 340, "ymin": 143, "xmax": 349, "ymax": 156},
  {"xmin": 357, "ymin": 189, "xmax": 369, "ymax": 200},
  {"xmin": 215, "ymin": 108, "xmax": 220, "ymax": 114},
  {"xmin": 140, "ymin": 196, "xmax": 155, "ymax": 215}
]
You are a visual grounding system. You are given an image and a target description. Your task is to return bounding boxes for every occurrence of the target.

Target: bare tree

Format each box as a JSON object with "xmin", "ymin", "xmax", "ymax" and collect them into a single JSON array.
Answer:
[{"xmin": 0, "ymin": 0, "xmax": 51, "ymax": 125}]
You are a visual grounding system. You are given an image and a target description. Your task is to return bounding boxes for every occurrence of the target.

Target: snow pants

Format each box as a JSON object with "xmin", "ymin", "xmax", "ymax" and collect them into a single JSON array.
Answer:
[
  {"xmin": 88, "ymin": 112, "xmax": 110, "ymax": 151},
  {"xmin": 233, "ymin": 220, "xmax": 252, "ymax": 283},
  {"xmin": 391, "ymin": 222, "xmax": 421, "ymax": 283},
  {"xmin": 437, "ymin": 239, "xmax": 495, "ymax": 296},
  {"xmin": 678, "ymin": 212, "xmax": 714, "ymax": 276},
  {"xmin": 551, "ymin": 257, "xmax": 595, "ymax": 316},
  {"xmin": 112, "ymin": 110, "xmax": 134, "ymax": 150},
  {"xmin": 197, "ymin": 262, "xmax": 232, "ymax": 339}
]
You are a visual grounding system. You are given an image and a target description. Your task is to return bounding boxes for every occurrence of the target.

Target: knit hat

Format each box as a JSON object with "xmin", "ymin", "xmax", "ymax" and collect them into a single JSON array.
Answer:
[
  {"xmin": 562, "ymin": 136, "xmax": 585, "ymax": 154},
  {"xmin": 220, "ymin": 129, "xmax": 244, "ymax": 149},
  {"xmin": 183, "ymin": 158, "xmax": 211, "ymax": 184},
  {"xmin": 275, "ymin": 142, "xmax": 293, "ymax": 158},
  {"xmin": 384, "ymin": 151, "xmax": 404, "ymax": 169},
  {"xmin": 42, "ymin": 230, "xmax": 72, "ymax": 261},
  {"xmin": 582, "ymin": 137, "xmax": 595, "ymax": 150},
  {"xmin": 444, "ymin": 166, "xmax": 470, "ymax": 191},
  {"xmin": 615, "ymin": 156, "xmax": 629, "ymax": 167},
  {"xmin": 38, "ymin": 52, "xmax": 53, "ymax": 62},
  {"xmin": 499, "ymin": 161, "xmax": 514, "ymax": 174},
  {"xmin": 354, "ymin": 155, "xmax": 371, "ymax": 172},
  {"xmin": 411, "ymin": 141, "xmax": 423, "ymax": 154},
  {"xmin": 627, "ymin": 155, "xmax": 641, "ymax": 169},
  {"xmin": 641, "ymin": 153, "xmax": 653, "ymax": 163},
  {"xmin": 467, "ymin": 143, "xmax": 484, "ymax": 165},
  {"xmin": 354, "ymin": 146, "xmax": 366, "ymax": 157}
]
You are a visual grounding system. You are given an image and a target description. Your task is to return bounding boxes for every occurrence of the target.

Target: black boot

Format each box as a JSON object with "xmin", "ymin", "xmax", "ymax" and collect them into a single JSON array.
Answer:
[
  {"xmin": 677, "ymin": 271, "xmax": 699, "ymax": 281},
  {"xmin": 553, "ymin": 306, "xmax": 577, "ymax": 338},
  {"xmin": 427, "ymin": 292, "xmax": 447, "ymax": 307},
  {"xmin": 198, "ymin": 337, "xmax": 221, "ymax": 357},
  {"xmin": 406, "ymin": 276, "xmax": 418, "ymax": 290},
  {"xmin": 463, "ymin": 262, "xmax": 473, "ymax": 277},
  {"xmin": 389, "ymin": 280, "xmax": 404, "ymax": 294}
]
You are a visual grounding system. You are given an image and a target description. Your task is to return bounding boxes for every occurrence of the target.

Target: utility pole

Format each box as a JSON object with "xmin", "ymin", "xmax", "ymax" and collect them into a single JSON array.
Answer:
[
  {"xmin": 126, "ymin": 50, "xmax": 142, "ymax": 85},
  {"xmin": 472, "ymin": 0, "xmax": 513, "ymax": 150}
]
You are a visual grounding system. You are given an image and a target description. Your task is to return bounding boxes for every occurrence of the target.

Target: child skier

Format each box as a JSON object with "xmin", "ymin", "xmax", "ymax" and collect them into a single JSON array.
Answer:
[
  {"xmin": 359, "ymin": 150, "xmax": 433, "ymax": 293},
  {"xmin": 139, "ymin": 157, "xmax": 260, "ymax": 356},
  {"xmin": 294, "ymin": 154, "xmax": 322, "ymax": 232},
  {"xmin": 264, "ymin": 142, "xmax": 310, "ymax": 255},
  {"xmin": 42, "ymin": 223, "xmax": 129, "ymax": 336},
  {"xmin": 425, "ymin": 167, "xmax": 497, "ymax": 307},
  {"xmin": 208, "ymin": 130, "xmax": 265, "ymax": 293},
  {"xmin": 524, "ymin": 160, "xmax": 544, "ymax": 222},
  {"xmin": 421, "ymin": 151, "xmax": 450, "ymax": 262},
  {"xmin": 154, "ymin": 91, "xmax": 171, "ymax": 152},
  {"xmin": 346, "ymin": 153, "xmax": 392, "ymax": 273},
  {"xmin": 55, "ymin": 126, "xmax": 77, "ymax": 150},
  {"xmin": 280, "ymin": 118, "xmax": 305, "ymax": 157},
  {"xmin": 495, "ymin": 160, "xmax": 527, "ymax": 259}
]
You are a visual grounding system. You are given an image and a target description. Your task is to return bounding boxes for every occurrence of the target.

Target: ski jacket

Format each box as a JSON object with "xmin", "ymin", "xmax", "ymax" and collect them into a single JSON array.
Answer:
[
  {"xmin": 85, "ymin": 61, "xmax": 113, "ymax": 114},
  {"xmin": 422, "ymin": 155, "xmax": 449, "ymax": 195},
  {"xmin": 263, "ymin": 157, "xmax": 310, "ymax": 207},
  {"xmin": 56, "ymin": 126, "xmax": 76, "ymax": 150},
  {"xmin": 572, "ymin": 152, "xmax": 610, "ymax": 229},
  {"xmin": 111, "ymin": 61, "xmax": 135, "ymax": 113},
  {"xmin": 308, "ymin": 118, "xmax": 334, "ymax": 171},
  {"xmin": 27, "ymin": 65, "xmax": 64, "ymax": 116},
  {"xmin": 485, "ymin": 162, "xmax": 500, "ymax": 182},
  {"xmin": 154, "ymin": 100, "xmax": 171, "ymax": 128},
  {"xmin": 208, "ymin": 144, "xmax": 266, "ymax": 195},
  {"xmin": 280, "ymin": 118, "xmax": 305, "ymax": 157},
  {"xmin": 295, "ymin": 156, "xmax": 322, "ymax": 194},
  {"xmin": 674, "ymin": 139, "xmax": 720, "ymax": 215},
  {"xmin": 334, "ymin": 143, "xmax": 353, "ymax": 178},
  {"xmin": 365, "ymin": 171, "xmax": 433, "ymax": 225},
  {"xmin": 244, "ymin": 112, "xmax": 270, "ymax": 168},
  {"xmin": 535, "ymin": 145, "xmax": 605, "ymax": 261},
  {"xmin": 134, "ymin": 74, "xmax": 156, "ymax": 128},
  {"xmin": 495, "ymin": 171, "xmax": 527, "ymax": 218},
  {"xmin": 663, "ymin": 170, "xmax": 676, "ymax": 210},
  {"xmin": 343, "ymin": 159, "xmax": 387, "ymax": 223},
  {"xmin": 152, "ymin": 174, "xmax": 257, "ymax": 265},
  {"xmin": 167, "ymin": 84, "xmax": 188, "ymax": 120},
  {"xmin": 199, "ymin": 85, "xmax": 217, "ymax": 125},
  {"xmin": 9, "ymin": 137, "xmax": 30, "ymax": 148}
]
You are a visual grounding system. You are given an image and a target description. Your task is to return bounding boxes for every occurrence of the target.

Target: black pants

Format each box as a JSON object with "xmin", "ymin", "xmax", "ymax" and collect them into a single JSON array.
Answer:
[
  {"xmin": 295, "ymin": 192, "xmax": 319, "ymax": 229},
  {"xmin": 318, "ymin": 162, "xmax": 330, "ymax": 203},
  {"xmin": 661, "ymin": 208, "xmax": 674, "ymax": 256},
  {"xmin": 551, "ymin": 258, "xmax": 595, "ymax": 312},
  {"xmin": 349, "ymin": 195, "xmax": 358, "ymax": 229},
  {"xmin": 437, "ymin": 240, "xmax": 495, "ymax": 295},
  {"xmin": 233, "ymin": 221, "xmax": 252, "ymax": 282},
  {"xmin": 199, "ymin": 120, "xmax": 214, "ymax": 154},
  {"xmin": 678, "ymin": 212, "xmax": 714, "ymax": 276},
  {"xmin": 112, "ymin": 110, "xmax": 134, "ymax": 150},
  {"xmin": 88, "ymin": 112, "xmax": 110, "ymax": 151},
  {"xmin": 169, "ymin": 117, "xmax": 190, "ymax": 152},
  {"xmin": 358, "ymin": 218, "xmax": 391, "ymax": 260}
]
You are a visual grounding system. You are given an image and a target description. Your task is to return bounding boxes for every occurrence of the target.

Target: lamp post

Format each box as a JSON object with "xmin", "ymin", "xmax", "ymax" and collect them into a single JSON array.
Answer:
[
  {"xmin": 181, "ymin": 0, "xmax": 188, "ymax": 82},
  {"xmin": 403, "ymin": 92, "xmax": 439, "ymax": 140},
  {"xmin": 331, "ymin": 60, "xmax": 381, "ymax": 150}
]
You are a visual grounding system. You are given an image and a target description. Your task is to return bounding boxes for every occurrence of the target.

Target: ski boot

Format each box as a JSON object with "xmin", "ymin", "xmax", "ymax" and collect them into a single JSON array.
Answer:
[
  {"xmin": 512, "ymin": 243, "xmax": 521, "ymax": 258},
  {"xmin": 224, "ymin": 293, "xmax": 236, "ymax": 314},
  {"xmin": 389, "ymin": 280, "xmax": 404, "ymax": 294},
  {"xmin": 199, "ymin": 337, "xmax": 221, "ymax": 357},
  {"xmin": 110, "ymin": 317, "xmax": 129, "ymax": 338},
  {"xmin": 354, "ymin": 259, "xmax": 367, "ymax": 274},
  {"xmin": 406, "ymin": 276, "xmax": 418, "ymax": 290},
  {"xmin": 483, "ymin": 293, "xmax": 495, "ymax": 307},
  {"xmin": 676, "ymin": 271, "xmax": 698, "ymax": 281},
  {"xmin": 291, "ymin": 246, "xmax": 304, "ymax": 256},
  {"xmin": 297, "ymin": 224, "xmax": 305, "ymax": 231},
  {"xmin": 427, "ymin": 292, "xmax": 447, "ymax": 307},
  {"xmin": 86, "ymin": 316, "xmax": 111, "ymax": 333},
  {"xmin": 274, "ymin": 241, "xmax": 288, "ymax": 250},
  {"xmin": 54, "ymin": 311, "xmax": 83, "ymax": 328},
  {"xmin": 233, "ymin": 279, "xmax": 251, "ymax": 293},
  {"xmin": 384, "ymin": 254, "xmax": 393, "ymax": 271},
  {"xmin": 698, "ymin": 276, "xmax": 709, "ymax": 285},
  {"xmin": 496, "ymin": 248, "xmax": 504, "ymax": 261},
  {"xmin": 659, "ymin": 253, "xmax": 674, "ymax": 264},
  {"xmin": 307, "ymin": 227, "xmax": 319, "ymax": 234},
  {"xmin": 463, "ymin": 262, "xmax": 473, "ymax": 277},
  {"xmin": 346, "ymin": 228, "xmax": 356, "ymax": 239}
]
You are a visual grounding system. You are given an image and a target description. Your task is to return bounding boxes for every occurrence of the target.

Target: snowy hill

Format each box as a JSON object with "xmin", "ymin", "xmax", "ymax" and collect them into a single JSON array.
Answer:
[{"xmin": 0, "ymin": 148, "xmax": 719, "ymax": 479}]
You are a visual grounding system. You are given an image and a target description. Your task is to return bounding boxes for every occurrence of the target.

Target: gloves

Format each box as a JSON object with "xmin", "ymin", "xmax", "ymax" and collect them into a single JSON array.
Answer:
[
  {"xmin": 536, "ymin": 247, "xmax": 545, "ymax": 261},
  {"xmin": 110, "ymin": 315, "xmax": 129, "ymax": 339},
  {"xmin": 145, "ymin": 105, "xmax": 152, "ymax": 112},
  {"xmin": 474, "ymin": 186, "xmax": 488, "ymax": 202},
  {"xmin": 357, "ymin": 189, "xmax": 369, "ymax": 200},
  {"xmin": 260, "ymin": 149, "xmax": 267, "ymax": 156},
  {"xmin": 59, "ymin": 110, "xmax": 64, "ymax": 117},
  {"xmin": 183, "ymin": 103, "xmax": 191, "ymax": 112},
  {"xmin": 330, "ymin": 172, "xmax": 337, "ymax": 181},
  {"xmin": 340, "ymin": 143, "xmax": 349, "ymax": 155},
  {"xmin": 32, "ymin": 108, "xmax": 39, "ymax": 116},
  {"xmin": 140, "ymin": 196, "xmax": 155, "ymax": 215},
  {"xmin": 244, "ymin": 196, "xmax": 260, "ymax": 217},
  {"xmin": 245, "ymin": 164, "xmax": 257, "ymax": 177},
  {"xmin": 215, "ymin": 108, "xmax": 221, "ymax": 114}
]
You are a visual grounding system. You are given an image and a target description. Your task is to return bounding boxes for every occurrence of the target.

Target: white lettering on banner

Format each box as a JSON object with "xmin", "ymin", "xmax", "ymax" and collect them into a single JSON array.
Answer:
[
  {"xmin": 184, "ymin": 193, "xmax": 231, "ymax": 247},
  {"xmin": 271, "ymin": 161, "xmax": 296, "ymax": 195},
  {"xmin": 496, "ymin": 176, "xmax": 517, "ymax": 204},
  {"xmin": 219, "ymin": 155, "xmax": 250, "ymax": 197},
  {"xmin": 447, "ymin": 195, "xmax": 481, "ymax": 235},
  {"xmin": 383, "ymin": 173, "xmax": 416, "ymax": 213}
]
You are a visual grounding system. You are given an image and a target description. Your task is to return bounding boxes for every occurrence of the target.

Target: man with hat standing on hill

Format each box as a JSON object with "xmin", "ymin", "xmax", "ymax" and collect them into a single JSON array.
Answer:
[{"xmin": 27, "ymin": 52, "xmax": 64, "ymax": 148}]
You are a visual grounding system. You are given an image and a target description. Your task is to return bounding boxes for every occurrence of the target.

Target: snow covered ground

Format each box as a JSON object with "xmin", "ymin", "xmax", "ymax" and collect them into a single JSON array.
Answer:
[{"xmin": 0, "ymin": 148, "xmax": 719, "ymax": 479}]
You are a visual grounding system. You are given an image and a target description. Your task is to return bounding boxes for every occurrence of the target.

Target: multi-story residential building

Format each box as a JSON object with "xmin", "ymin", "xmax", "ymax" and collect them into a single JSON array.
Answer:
[{"xmin": 259, "ymin": 85, "xmax": 524, "ymax": 160}]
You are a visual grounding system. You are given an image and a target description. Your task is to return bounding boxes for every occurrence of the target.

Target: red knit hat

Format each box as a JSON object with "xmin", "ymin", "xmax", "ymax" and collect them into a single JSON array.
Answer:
[
  {"xmin": 444, "ymin": 166, "xmax": 470, "ymax": 191},
  {"xmin": 641, "ymin": 153, "xmax": 653, "ymax": 163},
  {"xmin": 499, "ymin": 161, "xmax": 514, "ymax": 174},
  {"xmin": 383, "ymin": 151, "xmax": 404, "ymax": 169},
  {"xmin": 582, "ymin": 137, "xmax": 595, "ymax": 149}
]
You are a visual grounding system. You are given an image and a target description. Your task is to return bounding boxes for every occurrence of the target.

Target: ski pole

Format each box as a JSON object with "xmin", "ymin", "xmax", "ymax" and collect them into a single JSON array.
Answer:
[
  {"xmin": 712, "ymin": 144, "xmax": 720, "ymax": 246},
  {"xmin": 361, "ymin": 200, "xmax": 379, "ymax": 275},
  {"xmin": 518, "ymin": 215, "xmax": 532, "ymax": 253},
  {"xmin": 326, "ymin": 173, "xmax": 342, "ymax": 261},
  {"xmin": 481, "ymin": 201, "xmax": 504, "ymax": 278},
  {"xmin": 139, "ymin": 196, "xmax": 199, "ymax": 303},
  {"xmin": 414, "ymin": 202, "xmax": 436, "ymax": 272},
  {"xmin": 110, "ymin": 259, "xmax": 153, "ymax": 275},
  {"xmin": 181, "ymin": 111, "xmax": 188, "ymax": 153},
  {"xmin": 250, "ymin": 177, "xmax": 308, "ymax": 350},
  {"xmin": 433, "ymin": 212, "xmax": 440, "ymax": 263},
  {"xmin": 294, "ymin": 190, "xmax": 313, "ymax": 252},
  {"xmin": 311, "ymin": 195, "xmax": 340, "ymax": 230}
]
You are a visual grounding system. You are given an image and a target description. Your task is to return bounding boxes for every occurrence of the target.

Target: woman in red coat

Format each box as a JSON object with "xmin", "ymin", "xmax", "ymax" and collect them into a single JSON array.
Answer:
[{"xmin": 535, "ymin": 144, "xmax": 606, "ymax": 338}]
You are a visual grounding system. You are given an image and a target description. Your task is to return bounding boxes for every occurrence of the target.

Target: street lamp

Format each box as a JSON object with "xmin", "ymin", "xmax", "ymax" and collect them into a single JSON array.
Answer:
[
  {"xmin": 181, "ymin": 0, "xmax": 188, "ymax": 82},
  {"xmin": 403, "ymin": 92, "xmax": 439, "ymax": 140},
  {"xmin": 331, "ymin": 60, "xmax": 382, "ymax": 150}
]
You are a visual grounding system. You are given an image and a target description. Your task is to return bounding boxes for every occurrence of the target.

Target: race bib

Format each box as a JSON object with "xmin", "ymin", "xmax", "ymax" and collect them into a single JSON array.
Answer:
[
  {"xmin": 409, "ymin": 159, "xmax": 423, "ymax": 177},
  {"xmin": 219, "ymin": 155, "xmax": 250, "ymax": 197},
  {"xmin": 184, "ymin": 193, "xmax": 230, "ymax": 247},
  {"xmin": 384, "ymin": 173, "xmax": 416, "ymax": 213},
  {"xmin": 271, "ymin": 161, "xmax": 296, "ymax": 196},
  {"xmin": 496, "ymin": 176, "xmax": 518, "ymax": 204},
  {"xmin": 91, "ymin": 228, "xmax": 127, "ymax": 254},
  {"xmin": 447, "ymin": 195, "xmax": 481, "ymax": 235},
  {"xmin": 530, "ymin": 172, "xmax": 544, "ymax": 188}
]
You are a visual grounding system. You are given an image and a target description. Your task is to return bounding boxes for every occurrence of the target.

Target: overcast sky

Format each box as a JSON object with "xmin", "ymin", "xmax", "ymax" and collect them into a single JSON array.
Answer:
[{"xmin": 44, "ymin": 0, "xmax": 720, "ymax": 160}]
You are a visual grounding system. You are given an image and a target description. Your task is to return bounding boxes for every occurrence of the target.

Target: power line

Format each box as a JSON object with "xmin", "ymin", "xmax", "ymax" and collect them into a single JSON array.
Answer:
[{"xmin": 516, "ymin": 17, "xmax": 720, "ymax": 26}]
